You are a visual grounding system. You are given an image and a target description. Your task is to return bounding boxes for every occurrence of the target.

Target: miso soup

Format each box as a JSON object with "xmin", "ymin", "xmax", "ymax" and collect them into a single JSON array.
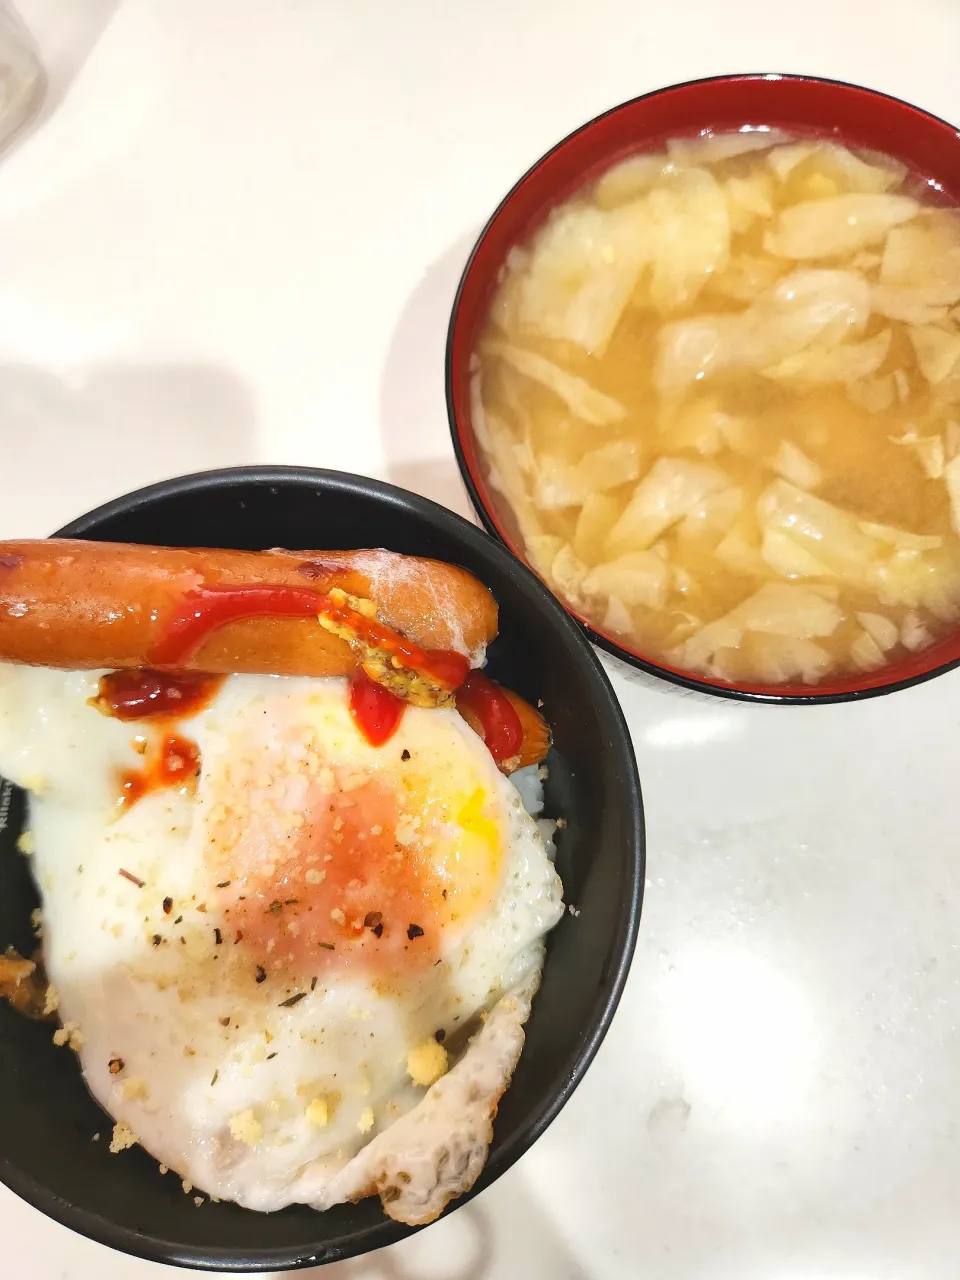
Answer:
[{"xmin": 472, "ymin": 130, "xmax": 960, "ymax": 686}]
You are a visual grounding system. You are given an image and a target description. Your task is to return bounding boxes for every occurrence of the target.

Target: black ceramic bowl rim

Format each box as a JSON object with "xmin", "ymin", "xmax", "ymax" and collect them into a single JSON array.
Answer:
[
  {"xmin": 445, "ymin": 71, "xmax": 960, "ymax": 707},
  {"xmin": 0, "ymin": 466, "xmax": 644, "ymax": 1271}
]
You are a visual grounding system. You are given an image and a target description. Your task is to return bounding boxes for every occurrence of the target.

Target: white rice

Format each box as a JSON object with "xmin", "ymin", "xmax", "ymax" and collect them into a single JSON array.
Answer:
[{"xmin": 510, "ymin": 764, "xmax": 557, "ymax": 859}]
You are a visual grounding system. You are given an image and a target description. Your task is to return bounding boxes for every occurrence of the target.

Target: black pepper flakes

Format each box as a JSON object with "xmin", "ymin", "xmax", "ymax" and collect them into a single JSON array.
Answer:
[
  {"xmin": 174, "ymin": 915, "xmax": 183, "ymax": 925},
  {"xmin": 267, "ymin": 900, "xmax": 283, "ymax": 917},
  {"xmin": 214, "ymin": 928, "xmax": 222, "ymax": 946},
  {"xmin": 218, "ymin": 1016, "xmax": 230, "ymax": 1027},
  {"xmin": 210, "ymin": 1069, "xmax": 219, "ymax": 1086},
  {"xmin": 284, "ymin": 898, "xmax": 299, "ymax": 906},
  {"xmin": 372, "ymin": 923, "xmax": 384, "ymax": 939},
  {"xmin": 363, "ymin": 911, "xmax": 382, "ymax": 929},
  {"xmin": 310, "ymin": 976, "xmax": 318, "ymax": 991},
  {"xmin": 407, "ymin": 924, "xmax": 424, "ymax": 940},
  {"xmin": 151, "ymin": 934, "xmax": 162, "ymax": 947},
  {"xmin": 216, "ymin": 881, "xmax": 231, "ymax": 889},
  {"xmin": 255, "ymin": 966, "xmax": 267, "ymax": 983},
  {"xmin": 434, "ymin": 1028, "xmax": 446, "ymax": 1043},
  {"xmin": 266, "ymin": 1051, "xmax": 278, "ymax": 1060},
  {"xmin": 319, "ymin": 941, "xmax": 335, "ymax": 951},
  {"xmin": 162, "ymin": 897, "xmax": 173, "ymax": 915},
  {"xmin": 401, "ymin": 749, "xmax": 411, "ymax": 761},
  {"xmin": 279, "ymin": 992, "xmax": 307, "ymax": 1008}
]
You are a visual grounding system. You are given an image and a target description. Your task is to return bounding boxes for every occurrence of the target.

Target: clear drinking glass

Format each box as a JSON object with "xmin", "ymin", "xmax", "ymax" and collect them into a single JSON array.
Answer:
[{"xmin": 0, "ymin": 7, "xmax": 44, "ymax": 158}]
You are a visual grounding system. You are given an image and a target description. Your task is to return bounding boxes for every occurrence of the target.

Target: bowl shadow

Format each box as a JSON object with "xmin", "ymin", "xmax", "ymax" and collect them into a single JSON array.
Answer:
[
  {"xmin": 378, "ymin": 232, "xmax": 482, "ymax": 523},
  {"xmin": 0, "ymin": 361, "xmax": 258, "ymax": 536},
  {"xmin": 316, "ymin": 1174, "xmax": 591, "ymax": 1280}
]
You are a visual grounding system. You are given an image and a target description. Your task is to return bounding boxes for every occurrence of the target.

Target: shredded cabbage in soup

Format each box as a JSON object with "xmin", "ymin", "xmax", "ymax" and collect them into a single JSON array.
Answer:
[{"xmin": 472, "ymin": 130, "xmax": 960, "ymax": 685}]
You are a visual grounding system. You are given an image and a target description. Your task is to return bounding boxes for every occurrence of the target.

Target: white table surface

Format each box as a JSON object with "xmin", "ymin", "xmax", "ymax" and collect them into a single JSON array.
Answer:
[{"xmin": 3, "ymin": 1, "xmax": 960, "ymax": 1276}]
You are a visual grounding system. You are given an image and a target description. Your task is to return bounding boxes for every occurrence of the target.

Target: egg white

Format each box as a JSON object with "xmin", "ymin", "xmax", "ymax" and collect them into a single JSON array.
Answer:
[{"xmin": 0, "ymin": 664, "xmax": 563, "ymax": 1213}]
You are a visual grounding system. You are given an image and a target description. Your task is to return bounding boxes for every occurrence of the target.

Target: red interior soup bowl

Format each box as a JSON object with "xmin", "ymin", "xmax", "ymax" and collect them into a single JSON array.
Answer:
[{"xmin": 446, "ymin": 73, "xmax": 960, "ymax": 704}]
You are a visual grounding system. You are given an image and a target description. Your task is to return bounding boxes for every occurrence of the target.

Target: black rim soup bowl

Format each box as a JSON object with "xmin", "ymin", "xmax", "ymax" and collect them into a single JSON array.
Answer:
[{"xmin": 0, "ymin": 466, "xmax": 644, "ymax": 1271}]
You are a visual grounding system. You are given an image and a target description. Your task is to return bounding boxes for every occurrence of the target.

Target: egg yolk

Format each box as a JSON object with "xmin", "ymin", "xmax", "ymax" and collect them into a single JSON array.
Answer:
[{"xmin": 204, "ymin": 754, "xmax": 504, "ymax": 977}]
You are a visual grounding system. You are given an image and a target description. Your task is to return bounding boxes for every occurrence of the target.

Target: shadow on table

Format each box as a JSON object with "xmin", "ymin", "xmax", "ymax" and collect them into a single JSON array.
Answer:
[
  {"xmin": 387, "ymin": 457, "xmax": 476, "ymax": 524},
  {"xmin": 297, "ymin": 1173, "xmax": 590, "ymax": 1280},
  {"xmin": 0, "ymin": 361, "xmax": 257, "ymax": 529},
  {"xmin": 378, "ymin": 231, "xmax": 480, "ymax": 523},
  {"xmin": 598, "ymin": 647, "xmax": 731, "ymax": 705}
]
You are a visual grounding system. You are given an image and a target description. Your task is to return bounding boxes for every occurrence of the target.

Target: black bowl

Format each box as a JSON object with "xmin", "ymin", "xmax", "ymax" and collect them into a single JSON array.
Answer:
[{"xmin": 0, "ymin": 466, "xmax": 644, "ymax": 1270}]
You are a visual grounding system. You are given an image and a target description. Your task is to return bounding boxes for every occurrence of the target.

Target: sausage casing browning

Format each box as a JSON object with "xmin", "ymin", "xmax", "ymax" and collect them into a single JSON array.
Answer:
[{"xmin": 0, "ymin": 541, "xmax": 498, "ymax": 676}]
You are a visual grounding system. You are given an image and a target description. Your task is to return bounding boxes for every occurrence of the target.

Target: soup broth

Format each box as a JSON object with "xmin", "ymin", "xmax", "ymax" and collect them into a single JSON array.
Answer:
[{"xmin": 472, "ymin": 130, "xmax": 960, "ymax": 686}]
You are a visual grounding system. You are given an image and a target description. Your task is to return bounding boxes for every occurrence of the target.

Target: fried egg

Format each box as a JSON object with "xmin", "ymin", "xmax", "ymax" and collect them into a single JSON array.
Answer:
[{"xmin": 0, "ymin": 665, "xmax": 563, "ymax": 1223}]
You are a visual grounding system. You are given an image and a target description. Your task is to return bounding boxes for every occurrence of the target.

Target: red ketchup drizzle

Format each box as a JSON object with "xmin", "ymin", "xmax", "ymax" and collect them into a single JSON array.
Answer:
[
  {"xmin": 455, "ymin": 672, "xmax": 523, "ymax": 763},
  {"xmin": 348, "ymin": 668, "xmax": 405, "ymax": 746},
  {"xmin": 94, "ymin": 669, "xmax": 225, "ymax": 721},
  {"xmin": 150, "ymin": 585, "xmax": 471, "ymax": 692},
  {"xmin": 150, "ymin": 586, "xmax": 326, "ymax": 665},
  {"xmin": 142, "ymin": 585, "xmax": 529, "ymax": 759},
  {"xmin": 93, "ymin": 672, "xmax": 213, "ymax": 810},
  {"xmin": 119, "ymin": 735, "xmax": 201, "ymax": 810}
]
